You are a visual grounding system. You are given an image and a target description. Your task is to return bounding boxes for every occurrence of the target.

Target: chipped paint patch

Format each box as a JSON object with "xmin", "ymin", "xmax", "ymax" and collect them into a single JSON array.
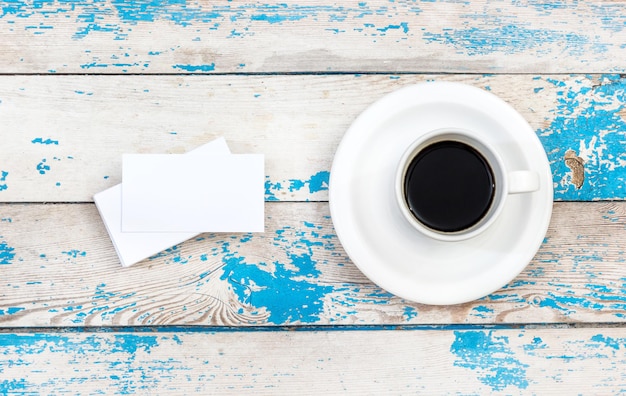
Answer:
[
  {"xmin": 564, "ymin": 149, "xmax": 585, "ymax": 189},
  {"xmin": 307, "ymin": 171, "xmax": 330, "ymax": 193},
  {"xmin": 450, "ymin": 331, "xmax": 529, "ymax": 391},
  {"xmin": 62, "ymin": 250, "xmax": 87, "ymax": 258},
  {"xmin": 538, "ymin": 74, "xmax": 626, "ymax": 200},
  {"xmin": 282, "ymin": 171, "xmax": 331, "ymax": 196},
  {"xmin": 269, "ymin": 172, "xmax": 331, "ymax": 198},
  {"xmin": 0, "ymin": 240, "xmax": 15, "ymax": 265},
  {"xmin": 402, "ymin": 306, "xmax": 417, "ymax": 321},
  {"xmin": 31, "ymin": 137, "xmax": 59, "ymax": 145},
  {"xmin": 0, "ymin": 170, "xmax": 7, "ymax": 191},
  {"xmin": 471, "ymin": 305, "xmax": 494, "ymax": 319},
  {"xmin": 215, "ymin": 222, "xmax": 343, "ymax": 325},
  {"xmin": 36, "ymin": 159, "xmax": 50, "ymax": 175},
  {"xmin": 0, "ymin": 307, "xmax": 24, "ymax": 316},
  {"xmin": 590, "ymin": 334, "xmax": 625, "ymax": 350},
  {"xmin": 523, "ymin": 336, "xmax": 548, "ymax": 354},
  {"xmin": 0, "ymin": 379, "xmax": 28, "ymax": 393},
  {"xmin": 149, "ymin": 244, "xmax": 191, "ymax": 265},
  {"xmin": 220, "ymin": 228, "xmax": 333, "ymax": 324},
  {"xmin": 264, "ymin": 177, "xmax": 281, "ymax": 201}
]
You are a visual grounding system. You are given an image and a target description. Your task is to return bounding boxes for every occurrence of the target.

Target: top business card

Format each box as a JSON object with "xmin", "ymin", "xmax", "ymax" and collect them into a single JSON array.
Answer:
[{"xmin": 121, "ymin": 153, "xmax": 264, "ymax": 233}]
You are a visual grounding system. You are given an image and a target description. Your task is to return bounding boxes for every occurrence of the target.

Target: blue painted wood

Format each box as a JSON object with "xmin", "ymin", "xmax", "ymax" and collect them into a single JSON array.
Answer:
[
  {"xmin": 1, "ymin": 1, "xmax": 624, "ymax": 73},
  {"xmin": 536, "ymin": 74, "xmax": 626, "ymax": 200},
  {"xmin": 0, "ymin": 202, "xmax": 624, "ymax": 327},
  {"xmin": 0, "ymin": 74, "xmax": 624, "ymax": 202},
  {"xmin": 2, "ymin": 0, "xmax": 626, "ymax": 391},
  {"xmin": 1, "ymin": 329, "xmax": 625, "ymax": 393}
]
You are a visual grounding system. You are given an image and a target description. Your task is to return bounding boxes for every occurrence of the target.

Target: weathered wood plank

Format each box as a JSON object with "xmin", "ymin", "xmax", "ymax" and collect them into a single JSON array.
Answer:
[
  {"xmin": 0, "ymin": 202, "xmax": 625, "ymax": 327},
  {"xmin": 1, "ymin": 328, "xmax": 626, "ymax": 394},
  {"xmin": 1, "ymin": 74, "xmax": 625, "ymax": 202},
  {"xmin": 1, "ymin": 0, "xmax": 625, "ymax": 74}
]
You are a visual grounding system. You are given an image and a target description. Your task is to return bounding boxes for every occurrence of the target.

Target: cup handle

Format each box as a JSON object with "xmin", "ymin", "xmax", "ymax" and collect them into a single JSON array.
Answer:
[{"xmin": 508, "ymin": 171, "xmax": 540, "ymax": 194}]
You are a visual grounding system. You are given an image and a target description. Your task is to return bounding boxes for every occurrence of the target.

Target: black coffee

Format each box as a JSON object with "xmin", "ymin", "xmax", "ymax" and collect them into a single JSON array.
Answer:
[{"xmin": 404, "ymin": 141, "xmax": 495, "ymax": 232}]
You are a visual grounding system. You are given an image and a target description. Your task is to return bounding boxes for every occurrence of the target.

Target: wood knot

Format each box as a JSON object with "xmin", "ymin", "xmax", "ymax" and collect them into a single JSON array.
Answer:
[{"xmin": 564, "ymin": 149, "xmax": 584, "ymax": 189}]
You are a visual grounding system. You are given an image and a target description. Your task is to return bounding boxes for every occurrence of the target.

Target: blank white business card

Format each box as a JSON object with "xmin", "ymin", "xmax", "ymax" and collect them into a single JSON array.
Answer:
[
  {"xmin": 121, "ymin": 153, "xmax": 264, "ymax": 233},
  {"xmin": 93, "ymin": 137, "xmax": 231, "ymax": 267}
]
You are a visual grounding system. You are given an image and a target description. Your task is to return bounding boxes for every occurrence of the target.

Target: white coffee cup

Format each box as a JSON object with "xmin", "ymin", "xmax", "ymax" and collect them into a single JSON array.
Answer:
[{"xmin": 395, "ymin": 128, "xmax": 539, "ymax": 242}]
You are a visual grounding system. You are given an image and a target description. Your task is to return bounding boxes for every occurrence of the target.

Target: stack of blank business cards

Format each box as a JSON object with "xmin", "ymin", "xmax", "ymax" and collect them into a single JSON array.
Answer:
[{"xmin": 94, "ymin": 137, "xmax": 264, "ymax": 267}]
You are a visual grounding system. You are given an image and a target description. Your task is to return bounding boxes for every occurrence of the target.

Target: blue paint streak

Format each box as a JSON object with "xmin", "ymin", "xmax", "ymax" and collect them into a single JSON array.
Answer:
[
  {"xmin": 80, "ymin": 62, "xmax": 109, "ymax": 69},
  {"xmin": 31, "ymin": 137, "xmax": 59, "ymax": 145},
  {"xmin": 0, "ymin": 240, "xmax": 15, "ymax": 264},
  {"xmin": 172, "ymin": 63, "xmax": 215, "ymax": 72},
  {"xmin": 377, "ymin": 22, "xmax": 409, "ymax": 34},
  {"xmin": 450, "ymin": 331, "xmax": 529, "ymax": 391},
  {"xmin": 251, "ymin": 12, "xmax": 307, "ymax": 24},
  {"xmin": 1, "ymin": 1, "xmax": 417, "ymax": 42},
  {"xmin": 538, "ymin": 291, "xmax": 605, "ymax": 315},
  {"xmin": 471, "ymin": 305, "xmax": 494, "ymax": 319},
  {"xmin": 423, "ymin": 25, "xmax": 595, "ymax": 56}
]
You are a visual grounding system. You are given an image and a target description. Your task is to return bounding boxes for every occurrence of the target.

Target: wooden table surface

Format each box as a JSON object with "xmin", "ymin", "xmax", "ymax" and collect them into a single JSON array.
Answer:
[{"xmin": 2, "ymin": 1, "xmax": 626, "ymax": 393}]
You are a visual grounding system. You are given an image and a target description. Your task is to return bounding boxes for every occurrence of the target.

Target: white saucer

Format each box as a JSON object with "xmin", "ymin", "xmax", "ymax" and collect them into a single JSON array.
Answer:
[{"xmin": 329, "ymin": 82, "xmax": 553, "ymax": 305}]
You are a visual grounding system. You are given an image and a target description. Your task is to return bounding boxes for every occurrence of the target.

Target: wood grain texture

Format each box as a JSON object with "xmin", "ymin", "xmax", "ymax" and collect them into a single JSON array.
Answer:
[
  {"xmin": 0, "ymin": 201, "xmax": 625, "ymax": 327},
  {"xmin": 1, "ymin": 74, "xmax": 625, "ymax": 202},
  {"xmin": 2, "ymin": 328, "xmax": 626, "ymax": 394},
  {"xmin": 1, "ymin": 0, "xmax": 625, "ymax": 74},
  {"xmin": 2, "ymin": 0, "xmax": 626, "ymax": 391}
]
